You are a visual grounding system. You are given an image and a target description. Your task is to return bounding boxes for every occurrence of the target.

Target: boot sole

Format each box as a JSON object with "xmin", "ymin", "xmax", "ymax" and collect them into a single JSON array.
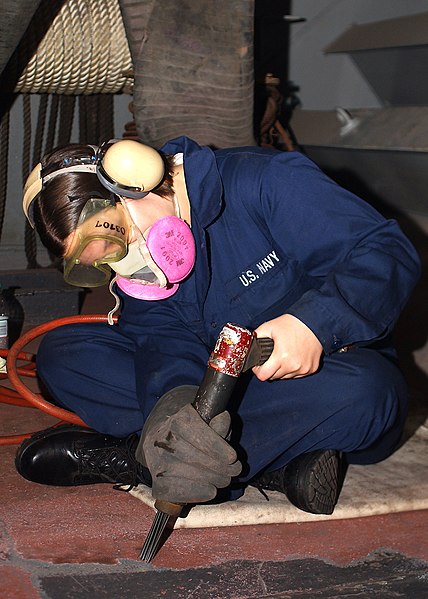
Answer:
[{"xmin": 286, "ymin": 449, "xmax": 343, "ymax": 515}]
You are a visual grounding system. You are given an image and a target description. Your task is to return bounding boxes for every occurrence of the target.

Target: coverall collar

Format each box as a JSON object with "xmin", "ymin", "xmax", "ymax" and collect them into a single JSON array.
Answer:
[
  {"xmin": 159, "ymin": 137, "xmax": 222, "ymax": 314},
  {"xmin": 160, "ymin": 136, "xmax": 223, "ymax": 228}
]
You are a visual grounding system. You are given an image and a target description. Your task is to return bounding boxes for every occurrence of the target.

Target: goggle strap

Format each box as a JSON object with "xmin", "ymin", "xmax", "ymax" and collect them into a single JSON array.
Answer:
[{"xmin": 43, "ymin": 164, "xmax": 97, "ymax": 185}]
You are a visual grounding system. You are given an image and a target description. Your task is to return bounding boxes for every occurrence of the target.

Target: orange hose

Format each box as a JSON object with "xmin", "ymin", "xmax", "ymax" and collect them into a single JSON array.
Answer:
[{"xmin": 0, "ymin": 314, "xmax": 118, "ymax": 445}]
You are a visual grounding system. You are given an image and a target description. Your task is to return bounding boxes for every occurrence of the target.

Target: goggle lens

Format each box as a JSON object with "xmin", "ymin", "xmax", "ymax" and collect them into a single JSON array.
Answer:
[{"xmin": 63, "ymin": 197, "xmax": 131, "ymax": 287}]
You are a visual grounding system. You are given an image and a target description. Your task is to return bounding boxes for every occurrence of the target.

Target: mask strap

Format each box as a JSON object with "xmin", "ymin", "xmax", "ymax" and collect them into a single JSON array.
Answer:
[
  {"xmin": 172, "ymin": 194, "xmax": 181, "ymax": 218},
  {"xmin": 118, "ymin": 197, "xmax": 168, "ymax": 288}
]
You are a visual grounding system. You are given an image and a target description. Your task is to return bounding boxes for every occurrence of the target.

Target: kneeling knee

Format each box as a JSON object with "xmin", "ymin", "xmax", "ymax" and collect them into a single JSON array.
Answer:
[{"xmin": 36, "ymin": 326, "xmax": 80, "ymax": 382}]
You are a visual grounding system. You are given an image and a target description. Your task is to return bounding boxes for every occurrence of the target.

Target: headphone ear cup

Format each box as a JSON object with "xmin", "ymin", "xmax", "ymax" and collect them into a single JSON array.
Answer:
[{"xmin": 97, "ymin": 139, "xmax": 165, "ymax": 198}]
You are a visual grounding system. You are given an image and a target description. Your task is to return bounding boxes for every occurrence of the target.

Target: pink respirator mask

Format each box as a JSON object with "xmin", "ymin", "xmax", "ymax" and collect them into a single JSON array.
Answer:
[{"xmin": 110, "ymin": 198, "xmax": 195, "ymax": 300}]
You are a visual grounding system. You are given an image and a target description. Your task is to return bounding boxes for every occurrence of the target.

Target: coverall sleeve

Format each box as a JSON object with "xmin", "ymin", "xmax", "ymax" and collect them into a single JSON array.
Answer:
[{"xmin": 259, "ymin": 152, "xmax": 421, "ymax": 354}]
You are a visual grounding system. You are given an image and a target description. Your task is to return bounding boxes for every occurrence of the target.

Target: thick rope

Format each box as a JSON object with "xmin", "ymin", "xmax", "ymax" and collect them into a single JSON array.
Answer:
[
  {"xmin": 21, "ymin": 96, "xmax": 31, "ymax": 192},
  {"xmin": 1, "ymin": 1, "xmax": 133, "ymax": 261},
  {"xmin": 84, "ymin": 96, "xmax": 101, "ymax": 143},
  {"xmin": 14, "ymin": 0, "xmax": 133, "ymax": 95},
  {"xmin": 98, "ymin": 95, "xmax": 115, "ymax": 143},
  {"xmin": 33, "ymin": 95, "xmax": 48, "ymax": 166},
  {"xmin": 0, "ymin": 110, "xmax": 10, "ymax": 241},
  {"xmin": 77, "ymin": 94, "xmax": 114, "ymax": 145},
  {"xmin": 22, "ymin": 95, "xmax": 40, "ymax": 269},
  {"xmin": 28, "ymin": 95, "xmax": 48, "ymax": 264},
  {"xmin": 78, "ymin": 95, "xmax": 88, "ymax": 144},
  {"xmin": 57, "ymin": 95, "xmax": 76, "ymax": 147},
  {"xmin": 45, "ymin": 94, "xmax": 60, "ymax": 155}
]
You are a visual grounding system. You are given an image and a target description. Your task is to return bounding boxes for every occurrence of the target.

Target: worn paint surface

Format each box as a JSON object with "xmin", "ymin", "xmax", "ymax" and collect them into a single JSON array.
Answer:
[{"xmin": 38, "ymin": 553, "xmax": 428, "ymax": 599}]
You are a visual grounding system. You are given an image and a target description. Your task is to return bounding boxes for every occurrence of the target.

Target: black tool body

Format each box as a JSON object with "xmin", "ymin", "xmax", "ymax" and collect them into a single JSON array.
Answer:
[{"xmin": 139, "ymin": 323, "xmax": 274, "ymax": 561}]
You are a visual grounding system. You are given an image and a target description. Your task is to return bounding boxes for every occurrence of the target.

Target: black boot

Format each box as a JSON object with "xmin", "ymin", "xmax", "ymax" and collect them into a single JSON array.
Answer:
[
  {"xmin": 15, "ymin": 424, "xmax": 151, "ymax": 487},
  {"xmin": 253, "ymin": 449, "xmax": 346, "ymax": 515}
]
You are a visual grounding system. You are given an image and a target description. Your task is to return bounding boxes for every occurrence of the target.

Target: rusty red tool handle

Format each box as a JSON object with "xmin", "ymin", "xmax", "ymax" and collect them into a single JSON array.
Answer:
[
  {"xmin": 139, "ymin": 324, "xmax": 273, "ymax": 561},
  {"xmin": 192, "ymin": 323, "xmax": 273, "ymax": 421}
]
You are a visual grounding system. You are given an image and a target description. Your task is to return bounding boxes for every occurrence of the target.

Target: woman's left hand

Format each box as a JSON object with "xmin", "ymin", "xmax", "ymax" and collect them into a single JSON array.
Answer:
[{"xmin": 252, "ymin": 314, "xmax": 323, "ymax": 381}]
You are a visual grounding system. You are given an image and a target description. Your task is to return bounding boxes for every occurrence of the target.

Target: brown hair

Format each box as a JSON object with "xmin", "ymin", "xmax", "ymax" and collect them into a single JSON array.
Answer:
[{"xmin": 32, "ymin": 143, "xmax": 175, "ymax": 257}]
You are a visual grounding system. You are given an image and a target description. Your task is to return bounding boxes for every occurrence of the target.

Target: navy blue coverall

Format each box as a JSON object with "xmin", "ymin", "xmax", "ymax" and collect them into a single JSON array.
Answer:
[{"xmin": 37, "ymin": 137, "xmax": 421, "ymax": 499}]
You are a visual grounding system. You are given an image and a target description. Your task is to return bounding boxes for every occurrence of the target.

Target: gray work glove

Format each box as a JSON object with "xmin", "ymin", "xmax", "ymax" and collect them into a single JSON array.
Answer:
[{"xmin": 136, "ymin": 385, "xmax": 242, "ymax": 505}]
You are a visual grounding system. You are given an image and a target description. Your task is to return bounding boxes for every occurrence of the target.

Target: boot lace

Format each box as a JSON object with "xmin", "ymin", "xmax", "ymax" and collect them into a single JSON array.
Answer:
[
  {"xmin": 76, "ymin": 434, "xmax": 151, "ymax": 491},
  {"xmin": 252, "ymin": 467, "xmax": 288, "ymax": 500}
]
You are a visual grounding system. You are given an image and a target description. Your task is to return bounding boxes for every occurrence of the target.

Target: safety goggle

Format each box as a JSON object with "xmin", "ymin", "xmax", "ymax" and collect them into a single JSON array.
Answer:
[{"xmin": 63, "ymin": 196, "xmax": 132, "ymax": 287}]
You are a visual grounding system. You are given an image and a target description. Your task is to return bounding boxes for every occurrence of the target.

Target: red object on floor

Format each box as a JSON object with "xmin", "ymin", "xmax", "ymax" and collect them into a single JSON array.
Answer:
[
  {"xmin": 1, "ymin": 286, "xmax": 426, "ymax": 597},
  {"xmin": 1, "ymin": 403, "xmax": 427, "ymax": 570}
]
